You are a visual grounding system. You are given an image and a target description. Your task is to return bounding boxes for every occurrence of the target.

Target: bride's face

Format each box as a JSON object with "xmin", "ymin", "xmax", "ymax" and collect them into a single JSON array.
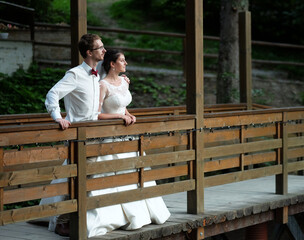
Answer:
[{"xmin": 113, "ymin": 54, "xmax": 127, "ymax": 73}]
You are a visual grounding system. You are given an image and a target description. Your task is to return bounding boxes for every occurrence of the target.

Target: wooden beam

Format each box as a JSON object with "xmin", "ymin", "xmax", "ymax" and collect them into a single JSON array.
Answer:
[
  {"xmin": 70, "ymin": 0, "xmax": 87, "ymax": 67},
  {"xmin": 276, "ymin": 206, "xmax": 288, "ymax": 224},
  {"xmin": 239, "ymin": 11, "xmax": 252, "ymax": 110},
  {"xmin": 276, "ymin": 112, "xmax": 288, "ymax": 195},
  {"xmin": 185, "ymin": 0, "xmax": 204, "ymax": 214},
  {"xmin": 70, "ymin": 127, "xmax": 87, "ymax": 240}
]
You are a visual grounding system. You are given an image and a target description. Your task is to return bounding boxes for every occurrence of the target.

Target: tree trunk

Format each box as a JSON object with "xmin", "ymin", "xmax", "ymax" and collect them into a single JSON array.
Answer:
[{"xmin": 216, "ymin": 0, "xmax": 248, "ymax": 103}]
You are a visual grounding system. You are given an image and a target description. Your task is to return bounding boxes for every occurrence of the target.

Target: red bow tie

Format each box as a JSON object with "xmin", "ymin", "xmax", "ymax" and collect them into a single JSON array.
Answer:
[{"xmin": 91, "ymin": 69, "xmax": 98, "ymax": 77}]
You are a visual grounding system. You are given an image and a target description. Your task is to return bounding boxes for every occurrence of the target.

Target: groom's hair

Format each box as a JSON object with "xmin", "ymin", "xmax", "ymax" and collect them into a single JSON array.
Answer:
[{"xmin": 78, "ymin": 33, "xmax": 101, "ymax": 59}]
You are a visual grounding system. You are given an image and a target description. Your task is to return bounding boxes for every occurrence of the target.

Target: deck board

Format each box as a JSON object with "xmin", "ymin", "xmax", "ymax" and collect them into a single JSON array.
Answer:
[{"xmin": 0, "ymin": 175, "xmax": 304, "ymax": 239}]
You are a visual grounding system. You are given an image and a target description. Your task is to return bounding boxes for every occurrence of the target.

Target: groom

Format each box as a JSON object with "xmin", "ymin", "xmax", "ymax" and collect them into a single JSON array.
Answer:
[{"xmin": 45, "ymin": 33, "xmax": 106, "ymax": 130}]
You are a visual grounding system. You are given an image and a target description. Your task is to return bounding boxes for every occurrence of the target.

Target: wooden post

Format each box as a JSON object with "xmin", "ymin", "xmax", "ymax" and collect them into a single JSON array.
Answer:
[
  {"xmin": 185, "ymin": 0, "xmax": 204, "ymax": 214},
  {"xmin": 276, "ymin": 112, "xmax": 288, "ymax": 195},
  {"xmin": 70, "ymin": 127, "xmax": 87, "ymax": 240},
  {"xmin": 0, "ymin": 148, "xmax": 3, "ymax": 211},
  {"xmin": 239, "ymin": 11, "xmax": 252, "ymax": 110},
  {"xmin": 70, "ymin": 0, "xmax": 87, "ymax": 67}
]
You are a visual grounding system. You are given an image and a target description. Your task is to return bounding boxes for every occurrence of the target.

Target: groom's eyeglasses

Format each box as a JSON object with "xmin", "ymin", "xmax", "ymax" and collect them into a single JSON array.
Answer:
[{"xmin": 91, "ymin": 45, "xmax": 105, "ymax": 51}]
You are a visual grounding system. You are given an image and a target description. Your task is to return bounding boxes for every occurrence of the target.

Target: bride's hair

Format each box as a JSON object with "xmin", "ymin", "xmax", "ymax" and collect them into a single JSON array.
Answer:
[{"xmin": 102, "ymin": 49, "xmax": 124, "ymax": 74}]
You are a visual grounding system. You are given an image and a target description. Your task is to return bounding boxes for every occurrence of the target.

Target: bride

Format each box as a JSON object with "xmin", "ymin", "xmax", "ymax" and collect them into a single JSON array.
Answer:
[{"xmin": 86, "ymin": 49, "xmax": 171, "ymax": 237}]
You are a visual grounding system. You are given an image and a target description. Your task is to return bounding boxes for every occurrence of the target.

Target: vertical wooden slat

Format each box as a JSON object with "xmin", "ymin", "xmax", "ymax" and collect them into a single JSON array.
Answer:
[
  {"xmin": 70, "ymin": 0, "xmax": 87, "ymax": 67},
  {"xmin": 70, "ymin": 127, "xmax": 87, "ymax": 240},
  {"xmin": 276, "ymin": 122, "xmax": 282, "ymax": 165},
  {"xmin": 276, "ymin": 112, "xmax": 288, "ymax": 195},
  {"xmin": 69, "ymin": 141, "xmax": 75, "ymax": 200},
  {"xmin": 186, "ymin": 0, "xmax": 204, "ymax": 214},
  {"xmin": 240, "ymin": 126, "xmax": 245, "ymax": 171},
  {"xmin": 239, "ymin": 11, "xmax": 252, "ymax": 110},
  {"xmin": 188, "ymin": 131, "xmax": 194, "ymax": 179},
  {"xmin": 297, "ymin": 120, "xmax": 304, "ymax": 176},
  {"xmin": 139, "ymin": 135, "xmax": 144, "ymax": 188},
  {"xmin": 0, "ymin": 147, "xmax": 3, "ymax": 211}
]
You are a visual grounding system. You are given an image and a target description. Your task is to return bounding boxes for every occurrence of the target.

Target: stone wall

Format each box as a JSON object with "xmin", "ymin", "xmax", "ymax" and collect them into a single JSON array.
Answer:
[{"xmin": 0, "ymin": 39, "xmax": 33, "ymax": 75}]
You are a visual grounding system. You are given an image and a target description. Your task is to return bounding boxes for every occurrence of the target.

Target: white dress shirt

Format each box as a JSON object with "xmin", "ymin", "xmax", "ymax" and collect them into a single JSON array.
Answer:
[{"xmin": 45, "ymin": 62, "xmax": 100, "ymax": 122}]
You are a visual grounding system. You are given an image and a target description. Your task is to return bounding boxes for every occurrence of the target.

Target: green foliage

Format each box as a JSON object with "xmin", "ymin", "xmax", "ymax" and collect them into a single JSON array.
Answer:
[
  {"xmin": 250, "ymin": 0, "xmax": 304, "ymax": 44},
  {"xmin": 129, "ymin": 74, "xmax": 186, "ymax": 107},
  {"xmin": 252, "ymin": 89, "xmax": 274, "ymax": 105},
  {"xmin": 0, "ymin": 64, "xmax": 65, "ymax": 115},
  {"xmin": 300, "ymin": 92, "xmax": 304, "ymax": 105},
  {"xmin": 4, "ymin": 0, "xmax": 99, "ymax": 25},
  {"xmin": 110, "ymin": 0, "xmax": 185, "ymax": 32},
  {"xmin": 4, "ymin": 200, "xmax": 40, "ymax": 211}
]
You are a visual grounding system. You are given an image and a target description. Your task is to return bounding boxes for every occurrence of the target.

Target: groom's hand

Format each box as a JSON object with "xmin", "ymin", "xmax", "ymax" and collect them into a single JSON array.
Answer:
[{"xmin": 56, "ymin": 118, "xmax": 71, "ymax": 130}]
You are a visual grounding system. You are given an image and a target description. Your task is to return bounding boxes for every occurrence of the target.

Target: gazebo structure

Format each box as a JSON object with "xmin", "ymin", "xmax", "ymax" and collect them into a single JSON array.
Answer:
[{"xmin": 1, "ymin": 0, "xmax": 304, "ymax": 240}]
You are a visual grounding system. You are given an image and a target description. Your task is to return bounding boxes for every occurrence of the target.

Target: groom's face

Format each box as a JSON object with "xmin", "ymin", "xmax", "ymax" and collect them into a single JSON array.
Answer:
[{"xmin": 91, "ymin": 39, "xmax": 106, "ymax": 62}]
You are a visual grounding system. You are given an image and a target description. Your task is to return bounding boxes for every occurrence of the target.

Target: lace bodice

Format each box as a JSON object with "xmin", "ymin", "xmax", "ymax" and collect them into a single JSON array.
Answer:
[{"xmin": 100, "ymin": 77, "xmax": 132, "ymax": 115}]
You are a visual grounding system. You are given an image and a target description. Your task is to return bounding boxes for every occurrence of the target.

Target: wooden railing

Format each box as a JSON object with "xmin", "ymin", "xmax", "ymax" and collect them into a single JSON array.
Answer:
[
  {"xmin": 0, "ymin": 103, "xmax": 269, "ymax": 126},
  {"xmin": 203, "ymin": 107, "xmax": 304, "ymax": 194},
  {"xmin": 0, "ymin": 106, "xmax": 303, "ymax": 238},
  {"xmin": 0, "ymin": 113, "xmax": 196, "ymax": 238}
]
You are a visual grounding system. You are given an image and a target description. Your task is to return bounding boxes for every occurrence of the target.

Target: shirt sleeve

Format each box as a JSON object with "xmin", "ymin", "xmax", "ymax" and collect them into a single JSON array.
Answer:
[{"xmin": 45, "ymin": 72, "xmax": 77, "ymax": 121}]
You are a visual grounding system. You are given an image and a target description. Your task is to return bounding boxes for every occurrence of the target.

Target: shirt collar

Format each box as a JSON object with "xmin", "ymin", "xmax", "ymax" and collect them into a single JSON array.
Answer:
[{"xmin": 81, "ymin": 61, "xmax": 93, "ymax": 76}]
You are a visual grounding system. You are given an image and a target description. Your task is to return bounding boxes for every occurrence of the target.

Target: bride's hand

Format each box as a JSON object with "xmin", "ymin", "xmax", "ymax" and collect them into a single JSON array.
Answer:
[
  {"xmin": 130, "ymin": 115, "xmax": 136, "ymax": 124},
  {"xmin": 122, "ymin": 74, "xmax": 130, "ymax": 84},
  {"xmin": 121, "ymin": 115, "xmax": 132, "ymax": 126}
]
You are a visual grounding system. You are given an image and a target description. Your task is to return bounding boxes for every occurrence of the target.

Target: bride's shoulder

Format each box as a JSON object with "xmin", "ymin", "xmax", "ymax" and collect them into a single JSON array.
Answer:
[{"xmin": 99, "ymin": 79, "xmax": 109, "ymax": 88}]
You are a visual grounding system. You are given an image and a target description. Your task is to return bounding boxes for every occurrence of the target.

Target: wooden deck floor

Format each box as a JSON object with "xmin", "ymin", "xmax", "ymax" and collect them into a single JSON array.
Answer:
[{"xmin": 1, "ymin": 175, "xmax": 304, "ymax": 240}]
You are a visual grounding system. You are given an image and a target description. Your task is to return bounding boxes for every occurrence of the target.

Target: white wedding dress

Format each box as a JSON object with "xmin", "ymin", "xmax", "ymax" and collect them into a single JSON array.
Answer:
[{"xmin": 86, "ymin": 78, "xmax": 170, "ymax": 237}]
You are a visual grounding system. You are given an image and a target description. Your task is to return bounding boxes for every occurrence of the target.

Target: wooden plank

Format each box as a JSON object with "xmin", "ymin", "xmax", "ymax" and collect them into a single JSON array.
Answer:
[
  {"xmin": 144, "ymin": 165, "xmax": 188, "ymax": 182},
  {"xmin": 286, "ymin": 111, "xmax": 304, "ymax": 121},
  {"xmin": 0, "ymin": 128, "xmax": 76, "ymax": 146},
  {"xmin": 85, "ymin": 119, "xmax": 195, "ymax": 139},
  {"xmin": 4, "ymin": 182, "xmax": 69, "ymax": 204},
  {"xmin": 287, "ymin": 161, "xmax": 304, "ymax": 173},
  {"xmin": 4, "ymin": 159, "xmax": 65, "ymax": 172},
  {"xmin": 287, "ymin": 123, "xmax": 304, "ymax": 134},
  {"xmin": 204, "ymin": 129, "xmax": 239, "ymax": 143},
  {"xmin": 87, "ymin": 165, "xmax": 188, "ymax": 192},
  {"xmin": 86, "ymin": 150, "xmax": 195, "ymax": 175},
  {"xmin": 0, "ymin": 200, "xmax": 77, "ymax": 225},
  {"xmin": 86, "ymin": 180, "xmax": 195, "ymax": 210},
  {"xmin": 244, "ymin": 125, "xmax": 276, "ymax": 138},
  {"xmin": 204, "ymin": 125, "xmax": 276, "ymax": 143},
  {"xmin": 205, "ymin": 165, "xmax": 282, "ymax": 187},
  {"xmin": 0, "ymin": 164, "xmax": 77, "ymax": 187},
  {"xmin": 87, "ymin": 172, "xmax": 138, "ymax": 191},
  {"xmin": 3, "ymin": 145, "xmax": 68, "ymax": 166},
  {"xmin": 288, "ymin": 136, "xmax": 304, "ymax": 148},
  {"xmin": 204, "ymin": 152, "xmax": 276, "ymax": 172},
  {"xmin": 204, "ymin": 113, "xmax": 282, "ymax": 128},
  {"xmin": 86, "ymin": 134, "xmax": 188, "ymax": 157},
  {"xmin": 288, "ymin": 148, "xmax": 304, "ymax": 159},
  {"xmin": 204, "ymin": 139, "xmax": 282, "ymax": 158}
]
